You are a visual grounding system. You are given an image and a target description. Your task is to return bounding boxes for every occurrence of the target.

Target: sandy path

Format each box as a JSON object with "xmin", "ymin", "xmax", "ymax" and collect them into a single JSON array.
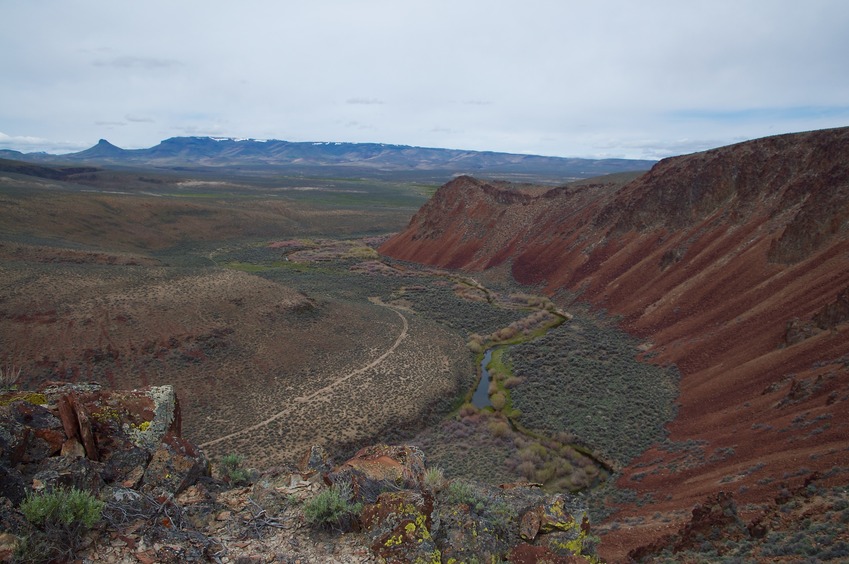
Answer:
[{"xmin": 199, "ymin": 298, "xmax": 408, "ymax": 449}]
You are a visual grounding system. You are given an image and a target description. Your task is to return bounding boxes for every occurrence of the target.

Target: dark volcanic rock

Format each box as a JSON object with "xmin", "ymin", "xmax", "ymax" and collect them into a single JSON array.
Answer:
[
  {"xmin": 143, "ymin": 433, "xmax": 209, "ymax": 495},
  {"xmin": 327, "ymin": 443, "xmax": 426, "ymax": 503},
  {"xmin": 629, "ymin": 491, "xmax": 749, "ymax": 562},
  {"xmin": 0, "ymin": 383, "xmax": 207, "ymax": 503}
]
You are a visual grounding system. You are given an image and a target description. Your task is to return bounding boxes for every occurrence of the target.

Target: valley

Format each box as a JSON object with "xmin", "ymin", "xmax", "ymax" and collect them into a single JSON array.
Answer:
[
  {"xmin": 381, "ymin": 126, "xmax": 849, "ymax": 560},
  {"xmin": 3, "ymin": 127, "xmax": 849, "ymax": 561}
]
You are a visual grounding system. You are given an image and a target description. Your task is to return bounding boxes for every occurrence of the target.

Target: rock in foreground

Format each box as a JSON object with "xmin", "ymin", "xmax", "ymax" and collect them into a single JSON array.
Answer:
[{"xmin": 0, "ymin": 385, "xmax": 598, "ymax": 562}]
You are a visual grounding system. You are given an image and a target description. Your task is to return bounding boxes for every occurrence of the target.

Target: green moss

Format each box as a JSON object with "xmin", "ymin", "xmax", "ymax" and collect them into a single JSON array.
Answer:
[
  {"xmin": 91, "ymin": 406, "xmax": 121, "ymax": 422},
  {"xmin": 0, "ymin": 392, "xmax": 47, "ymax": 406}
]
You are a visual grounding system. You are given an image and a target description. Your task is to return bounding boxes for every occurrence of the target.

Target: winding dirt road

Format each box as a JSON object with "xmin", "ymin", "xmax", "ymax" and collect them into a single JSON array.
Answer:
[{"xmin": 199, "ymin": 298, "xmax": 408, "ymax": 449}]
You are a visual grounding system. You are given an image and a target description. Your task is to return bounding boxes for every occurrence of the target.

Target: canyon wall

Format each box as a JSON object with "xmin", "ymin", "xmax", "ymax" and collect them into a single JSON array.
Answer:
[{"xmin": 381, "ymin": 127, "xmax": 849, "ymax": 559}]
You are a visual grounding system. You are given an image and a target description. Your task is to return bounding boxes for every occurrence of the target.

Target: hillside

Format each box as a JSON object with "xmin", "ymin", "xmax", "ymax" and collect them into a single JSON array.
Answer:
[
  {"xmin": 1, "ymin": 136, "xmax": 656, "ymax": 183},
  {"xmin": 380, "ymin": 126, "xmax": 849, "ymax": 560}
]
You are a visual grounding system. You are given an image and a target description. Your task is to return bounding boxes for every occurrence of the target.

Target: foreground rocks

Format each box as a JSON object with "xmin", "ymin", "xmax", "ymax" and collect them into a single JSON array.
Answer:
[
  {"xmin": 1, "ymin": 382, "xmax": 207, "ymax": 499},
  {"xmin": 0, "ymin": 385, "xmax": 598, "ymax": 562}
]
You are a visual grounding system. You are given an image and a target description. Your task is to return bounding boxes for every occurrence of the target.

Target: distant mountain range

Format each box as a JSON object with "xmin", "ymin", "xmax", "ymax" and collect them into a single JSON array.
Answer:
[{"xmin": 0, "ymin": 137, "xmax": 656, "ymax": 180}]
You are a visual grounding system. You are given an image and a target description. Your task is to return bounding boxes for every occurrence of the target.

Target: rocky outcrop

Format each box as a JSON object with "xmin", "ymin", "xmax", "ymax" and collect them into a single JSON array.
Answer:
[
  {"xmin": 628, "ymin": 492, "xmax": 748, "ymax": 561},
  {"xmin": 0, "ymin": 382, "xmax": 208, "ymax": 499},
  {"xmin": 0, "ymin": 409, "xmax": 597, "ymax": 563},
  {"xmin": 321, "ymin": 443, "xmax": 596, "ymax": 563},
  {"xmin": 326, "ymin": 443, "xmax": 427, "ymax": 503},
  {"xmin": 380, "ymin": 126, "xmax": 849, "ymax": 560}
]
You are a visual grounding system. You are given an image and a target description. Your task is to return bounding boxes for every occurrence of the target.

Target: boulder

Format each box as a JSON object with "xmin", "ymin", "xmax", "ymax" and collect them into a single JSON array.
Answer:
[
  {"xmin": 143, "ymin": 433, "xmax": 209, "ymax": 495},
  {"xmin": 298, "ymin": 444, "xmax": 333, "ymax": 476},
  {"xmin": 0, "ymin": 383, "xmax": 206, "ymax": 509},
  {"xmin": 327, "ymin": 444, "xmax": 426, "ymax": 503},
  {"xmin": 0, "ymin": 464, "xmax": 26, "ymax": 505},
  {"xmin": 0, "ymin": 398, "xmax": 64, "ymax": 465},
  {"xmin": 30, "ymin": 455, "xmax": 105, "ymax": 495},
  {"xmin": 361, "ymin": 490, "xmax": 440, "ymax": 564}
]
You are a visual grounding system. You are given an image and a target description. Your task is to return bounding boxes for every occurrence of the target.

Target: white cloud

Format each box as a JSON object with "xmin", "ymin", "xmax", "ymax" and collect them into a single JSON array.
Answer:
[
  {"xmin": 92, "ymin": 55, "xmax": 182, "ymax": 69},
  {"xmin": 1, "ymin": 1, "xmax": 848, "ymax": 158},
  {"xmin": 346, "ymin": 98, "xmax": 385, "ymax": 105},
  {"xmin": 0, "ymin": 132, "xmax": 89, "ymax": 154},
  {"xmin": 126, "ymin": 115, "xmax": 155, "ymax": 123}
]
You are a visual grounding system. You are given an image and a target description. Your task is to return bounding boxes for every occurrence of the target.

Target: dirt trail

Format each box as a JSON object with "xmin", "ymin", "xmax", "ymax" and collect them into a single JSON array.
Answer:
[{"xmin": 199, "ymin": 298, "xmax": 408, "ymax": 449}]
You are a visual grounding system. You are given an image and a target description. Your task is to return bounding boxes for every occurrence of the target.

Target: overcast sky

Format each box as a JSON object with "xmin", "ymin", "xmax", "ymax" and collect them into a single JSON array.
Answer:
[{"xmin": 2, "ymin": 1, "xmax": 849, "ymax": 159}]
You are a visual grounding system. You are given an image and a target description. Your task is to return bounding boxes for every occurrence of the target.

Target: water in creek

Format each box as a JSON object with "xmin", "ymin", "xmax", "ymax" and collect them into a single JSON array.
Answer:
[{"xmin": 471, "ymin": 348, "xmax": 494, "ymax": 408}]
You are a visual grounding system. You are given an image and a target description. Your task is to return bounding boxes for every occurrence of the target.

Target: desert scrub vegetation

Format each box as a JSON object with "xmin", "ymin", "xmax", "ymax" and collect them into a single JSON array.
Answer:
[
  {"xmin": 217, "ymin": 453, "xmax": 253, "ymax": 486},
  {"xmin": 303, "ymin": 481, "xmax": 363, "ymax": 531},
  {"xmin": 440, "ymin": 478, "xmax": 519, "ymax": 540},
  {"xmin": 634, "ymin": 484, "xmax": 849, "ymax": 562},
  {"xmin": 467, "ymin": 308, "xmax": 565, "ymax": 353},
  {"xmin": 413, "ymin": 411, "xmax": 525, "ymax": 486},
  {"xmin": 1, "ymin": 362, "xmax": 22, "ymax": 390},
  {"xmin": 423, "ymin": 465, "xmax": 447, "ymax": 492},
  {"xmin": 506, "ymin": 314, "xmax": 679, "ymax": 465},
  {"xmin": 414, "ymin": 410, "xmax": 609, "ymax": 492},
  {"xmin": 504, "ymin": 431, "xmax": 608, "ymax": 491},
  {"xmin": 391, "ymin": 280, "xmax": 527, "ymax": 336},
  {"xmin": 16, "ymin": 487, "xmax": 104, "ymax": 562}
]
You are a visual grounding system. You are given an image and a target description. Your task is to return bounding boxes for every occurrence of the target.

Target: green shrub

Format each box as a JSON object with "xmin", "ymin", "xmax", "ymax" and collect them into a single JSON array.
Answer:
[
  {"xmin": 445, "ymin": 480, "xmax": 486, "ymax": 511},
  {"xmin": 21, "ymin": 488, "xmax": 102, "ymax": 530},
  {"xmin": 424, "ymin": 466, "xmax": 447, "ymax": 492},
  {"xmin": 17, "ymin": 487, "xmax": 103, "ymax": 561},
  {"xmin": 303, "ymin": 481, "xmax": 363, "ymax": 530},
  {"xmin": 490, "ymin": 392, "xmax": 507, "ymax": 411},
  {"xmin": 218, "ymin": 453, "xmax": 252, "ymax": 485},
  {"xmin": 0, "ymin": 363, "xmax": 21, "ymax": 391}
]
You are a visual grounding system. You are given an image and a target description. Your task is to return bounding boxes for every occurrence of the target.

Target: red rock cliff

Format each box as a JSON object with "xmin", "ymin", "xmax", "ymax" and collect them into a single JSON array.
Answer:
[{"xmin": 380, "ymin": 127, "xmax": 849, "ymax": 560}]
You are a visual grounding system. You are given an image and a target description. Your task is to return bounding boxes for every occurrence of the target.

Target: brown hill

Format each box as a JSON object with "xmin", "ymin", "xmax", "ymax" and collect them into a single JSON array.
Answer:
[{"xmin": 380, "ymin": 126, "xmax": 849, "ymax": 561}]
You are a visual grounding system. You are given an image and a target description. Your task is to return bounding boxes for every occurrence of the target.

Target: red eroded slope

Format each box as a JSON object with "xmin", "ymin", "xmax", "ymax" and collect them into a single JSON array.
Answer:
[{"xmin": 380, "ymin": 127, "xmax": 849, "ymax": 561}]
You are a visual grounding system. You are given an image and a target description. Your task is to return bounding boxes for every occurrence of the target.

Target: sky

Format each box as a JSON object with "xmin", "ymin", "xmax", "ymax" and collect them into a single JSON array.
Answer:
[{"xmin": 2, "ymin": 0, "xmax": 849, "ymax": 160}]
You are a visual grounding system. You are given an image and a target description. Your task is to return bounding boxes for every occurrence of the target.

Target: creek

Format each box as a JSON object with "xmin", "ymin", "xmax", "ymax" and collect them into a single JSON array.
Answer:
[{"xmin": 471, "ymin": 348, "xmax": 494, "ymax": 408}]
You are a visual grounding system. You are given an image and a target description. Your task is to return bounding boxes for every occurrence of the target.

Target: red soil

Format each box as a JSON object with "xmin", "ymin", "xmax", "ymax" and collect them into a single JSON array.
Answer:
[{"xmin": 380, "ymin": 127, "xmax": 849, "ymax": 561}]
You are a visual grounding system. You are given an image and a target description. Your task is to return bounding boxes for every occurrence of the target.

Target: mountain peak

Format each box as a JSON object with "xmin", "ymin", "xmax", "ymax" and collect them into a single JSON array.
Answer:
[{"xmin": 67, "ymin": 138, "xmax": 126, "ymax": 159}]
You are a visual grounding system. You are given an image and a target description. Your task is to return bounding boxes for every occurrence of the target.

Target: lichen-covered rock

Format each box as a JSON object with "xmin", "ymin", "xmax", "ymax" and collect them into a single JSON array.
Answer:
[
  {"xmin": 0, "ymin": 399, "xmax": 63, "ymax": 464},
  {"xmin": 143, "ymin": 433, "xmax": 209, "ymax": 495},
  {"xmin": 431, "ymin": 480, "xmax": 597, "ymax": 563},
  {"xmin": 538, "ymin": 494, "xmax": 587, "ymax": 535},
  {"xmin": 361, "ymin": 490, "xmax": 440, "ymax": 563},
  {"xmin": 328, "ymin": 444, "xmax": 426, "ymax": 503},
  {"xmin": 31, "ymin": 455, "xmax": 105, "ymax": 495},
  {"xmin": 0, "ymin": 383, "xmax": 207, "ymax": 510},
  {"xmin": 520, "ymin": 506, "xmax": 543, "ymax": 541},
  {"xmin": 105, "ymin": 445, "xmax": 151, "ymax": 488},
  {"xmin": 298, "ymin": 444, "xmax": 333, "ymax": 476},
  {"xmin": 434, "ymin": 480, "xmax": 520, "ymax": 562}
]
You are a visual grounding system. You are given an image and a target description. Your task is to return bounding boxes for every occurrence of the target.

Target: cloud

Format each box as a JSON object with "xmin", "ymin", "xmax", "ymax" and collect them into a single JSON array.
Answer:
[
  {"xmin": 2, "ymin": 1, "xmax": 849, "ymax": 157},
  {"xmin": 94, "ymin": 121, "xmax": 126, "ymax": 127},
  {"xmin": 592, "ymin": 137, "xmax": 738, "ymax": 160},
  {"xmin": 125, "ymin": 115, "xmax": 155, "ymax": 123},
  {"xmin": 670, "ymin": 106, "xmax": 849, "ymax": 123},
  {"xmin": 92, "ymin": 55, "xmax": 182, "ymax": 69},
  {"xmin": 341, "ymin": 120, "xmax": 376, "ymax": 131},
  {"xmin": 0, "ymin": 131, "xmax": 89, "ymax": 153},
  {"xmin": 346, "ymin": 97, "xmax": 385, "ymax": 105},
  {"xmin": 171, "ymin": 123, "xmax": 228, "ymax": 137}
]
